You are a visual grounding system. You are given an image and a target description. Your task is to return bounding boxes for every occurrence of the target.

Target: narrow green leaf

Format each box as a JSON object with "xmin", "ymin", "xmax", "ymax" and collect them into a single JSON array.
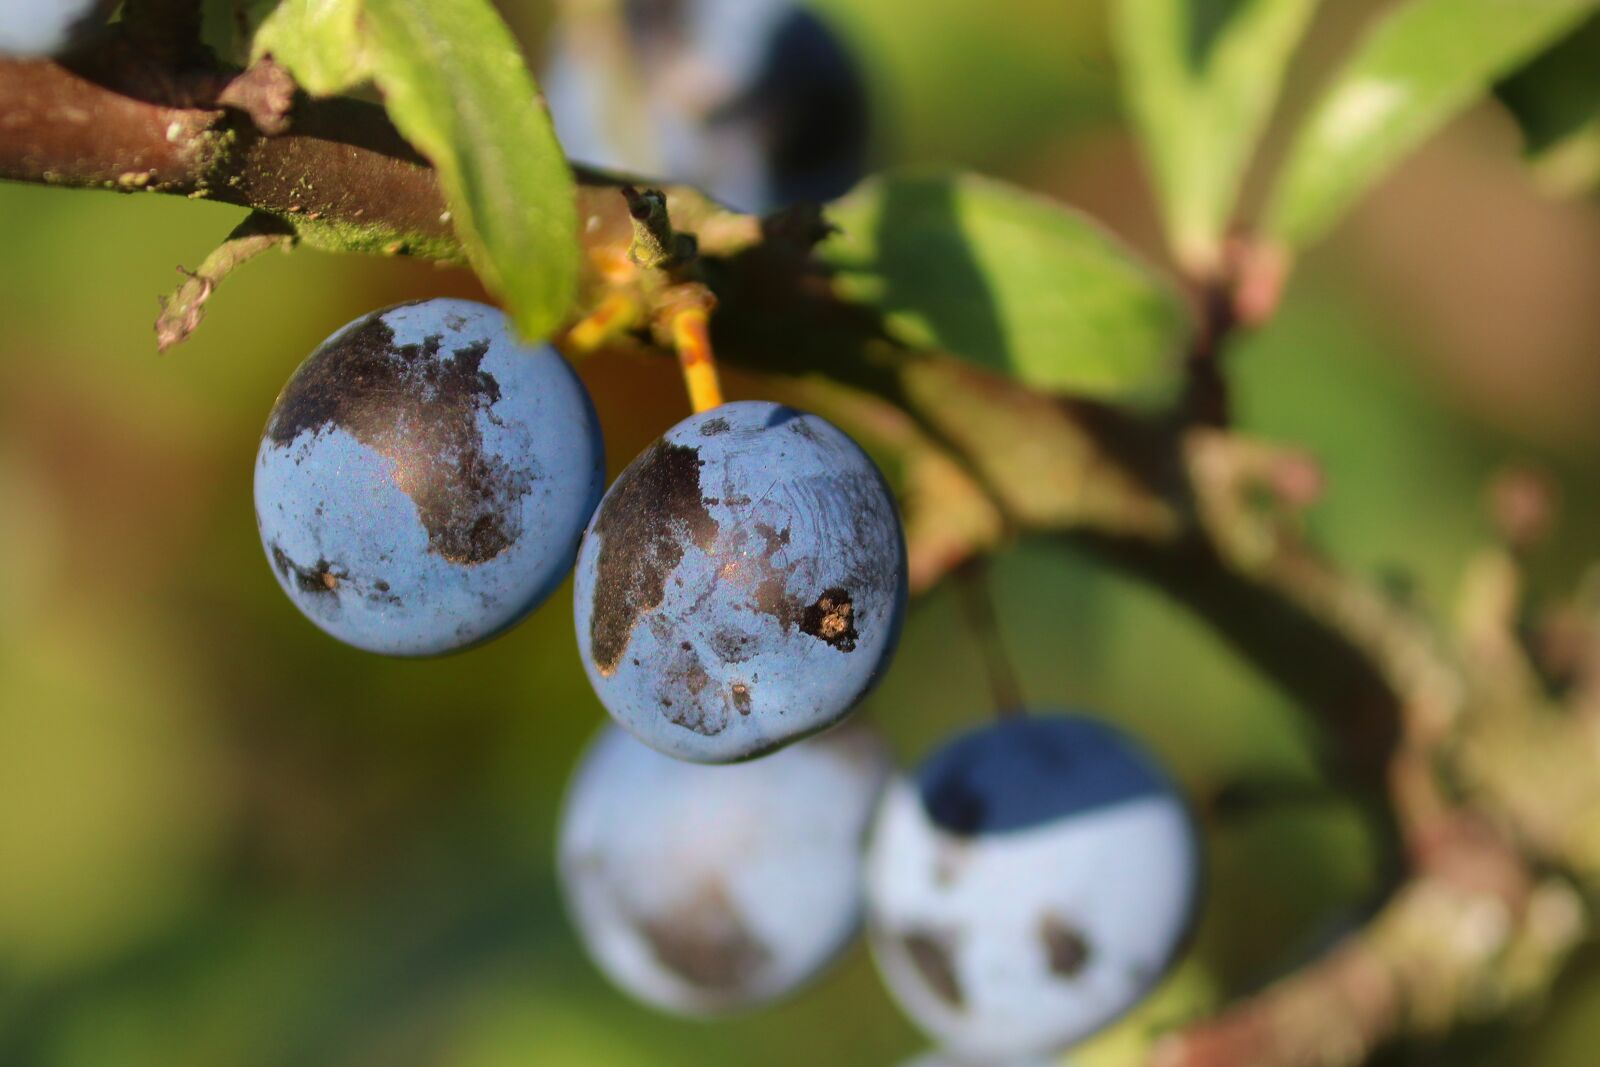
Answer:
[
  {"xmin": 250, "ymin": 0, "xmax": 369, "ymax": 97},
  {"xmin": 822, "ymin": 170, "xmax": 1191, "ymax": 406},
  {"xmin": 1113, "ymin": 0, "xmax": 1319, "ymax": 274},
  {"xmin": 363, "ymin": 0, "xmax": 579, "ymax": 340},
  {"xmin": 1267, "ymin": 0, "xmax": 1600, "ymax": 247},
  {"xmin": 1495, "ymin": 13, "xmax": 1600, "ymax": 194}
]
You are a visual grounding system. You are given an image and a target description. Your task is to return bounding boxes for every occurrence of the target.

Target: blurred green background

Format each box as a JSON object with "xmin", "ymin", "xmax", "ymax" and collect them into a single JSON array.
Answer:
[{"xmin": 3, "ymin": 1, "xmax": 1600, "ymax": 1065}]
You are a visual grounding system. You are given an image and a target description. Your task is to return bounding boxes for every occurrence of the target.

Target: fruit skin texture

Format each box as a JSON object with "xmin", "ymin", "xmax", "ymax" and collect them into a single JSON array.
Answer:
[
  {"xmin": 541, "ymin": 0, "xmax": 869, "ymax": 212},
  {"xmin": 866, "ymin": 714, "xmax": 1201, "ymax": 1060},
  {"xmin": 900, "ymin": 1054, "xmax": 1066, "ymax": 1067},
  {"xmin": 558, "ymin": 723, "xmax": 890, "ymax": 1015},
  {"xmin": 254, "ymin": 299, "xmax": 605, "ymax": 656},
  {"xmin": 0, "ymin": 0, "xmax": 107, "ymax": 57},
  {"xmin": 573, "ymin": 400, "xmax": 907, "ymax": 763}
]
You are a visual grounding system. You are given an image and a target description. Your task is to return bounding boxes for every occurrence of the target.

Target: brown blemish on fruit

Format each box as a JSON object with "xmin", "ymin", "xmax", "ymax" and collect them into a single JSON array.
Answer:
[
  {"xmin": 663, "ymin": 646, "xmax": 727, "ymax": 736},
  {"xmin": 902, "ymin": 930, "xmax": 963, "ymax": 1008},
  {"xmin": 932, "ymin": 842, "xmax": 968, "ymax": 887},
  {"xmin": 266, "ymin": 308, "xmax": 530, "ymax": 565},
  {"xmin": 753, "ymin": 522, "xmax": 791, "ymax": 557},
  {"xmin": 587, "ymin": 441, "xmax": 718, "ymax": 675},
  {"xmin": 801, "ymin": 587, "xmax": 858, "ymax": 651},
  {"xmin": 1040, "ymin": 913, "xmax": 1091, "ymax": 978},
  {"xmin": 709, "ymin": 627, "xmax": 756, "ymax": 664},
  {"xmin": 683, "ymin": 658, "xmax": 710, "ymax": 695},
  {"xmin": 634, "ymin": 882, "xmax": 771, "ymax": 992},
  {"xmin": 271, "ymin": 545, "xmax": 341, "ymax": 598},
  {"xmin": 731, "ymin": 682, "xmax": 752, "ymax": 715},
  {"xmin": 699, "ymin": 416, "xmax": 731, "ymax": 436}
]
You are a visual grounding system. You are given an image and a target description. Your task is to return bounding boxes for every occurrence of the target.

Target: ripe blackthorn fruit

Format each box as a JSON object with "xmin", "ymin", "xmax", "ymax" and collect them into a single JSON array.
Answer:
[
  {"xmin": 542, "ymin": 0, "xmax": 870, "ymax": 212},
  {"xmin": 901, "ymin": 1054, "xmax": 1064, "ymax": 1067},
  {"xmin": 866, "ymin": 714, "xmax": 1201, "ymax": 1060},
  {"xmin": 0, "ymin": 0, "xmax": 108, "ymax": 56},
  {"xmin": 558, "ymin": 723, "xmax": 890, "ymax": 1014},
  {"xmin": 254, "ymin": 299, "xmax": 605, "ymax": 656},
  {"xmin": 573, "ymin": 400, "xmax": 906, "ymax": 763}
]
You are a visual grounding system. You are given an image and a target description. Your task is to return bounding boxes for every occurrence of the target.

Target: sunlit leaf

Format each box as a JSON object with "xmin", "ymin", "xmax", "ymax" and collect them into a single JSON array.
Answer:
[
  {"xmin": 823, "ymin": 170, "xmax": 1190, "ymax": 406},
  {"xmin": 1267, "ymin": 0, "xmax": 1600, "ymax": 247},
  {"xmin": 1113, "ymin": 0, "xmax": 1319, "ymax": 274},
  {"xmin": 363, "ymin": 0, "xmax": 579, "ymax": 339},
  {"xmin": 250, "ymin": 0, "xmax": 369, "ymax": 97}
]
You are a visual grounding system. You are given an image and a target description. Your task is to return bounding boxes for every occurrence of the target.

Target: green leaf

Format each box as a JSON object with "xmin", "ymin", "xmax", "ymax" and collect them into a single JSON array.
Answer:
[
  {"xmin": 1113, "ymin": 0, "xmax": 1319, "ymax": 274},
  {"xmin": 1496, "ymin": 13, "xmax": 1600, "ymax": 151},
  {"xmin": 1495, "ymin": 13, "xmax": 1600, "ymax": 194},
  {"xmin": 1267, "ymin": 0, "xmax": 1600, "ymax": 247},
  {"xmin": 822, "ymin": 170, "xmax": 1191, "ymax": 406},
  {"xmin": 250, "ymin": 0, "xmax": 369, "ymax": 97},
  {"xmin": 363, "ymin": 0, "xmax": 579, "ymax": 340}
]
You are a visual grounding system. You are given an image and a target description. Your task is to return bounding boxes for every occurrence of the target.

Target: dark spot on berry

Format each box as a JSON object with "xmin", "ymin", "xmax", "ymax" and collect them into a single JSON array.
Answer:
[
  {"xmin": 588, "ymin": 441, "xmax": 718, "ymax": 675},
  {"xmin": 1040, "ymin": 913, "xmax": 1091, "ymax": 978},
  {"xmin": 374, "ymin": 580, "xmax": 390, "ymax": 592},
  {"xmin": 932, "ymin": 844, "xmax": 968, "ymax": 887},
  {"xmin": 801, "ymin": 587, "xmax": 858, "ymax": 651},
  {"xmin": 265, "ymin": 308, "xmax": 529, "ymax": 565},
  {"xmin": 753, "ymin": 522, "xmax": 791, "ymax": 558},
  {"xmin": 682, "ymin": 658, "xmax": 710, "ymax": 695},
  {"xmin": 709, "ymin": 627, "xmax": 756, "ymax": 664},
  {"xmin": 271, "ymin": 545, "xmax": 341, "ymax": 598},
  {"xmin": 699, "ymin": 416, "xmax": 731, "ymax": 436},
  {"xmin": 632, "ymin": 881, "xmax": 771, "ymax": 992},
  {"xmin": 731, "ymin": 683, "xmax": 752, "ymax": 715},
  {"xmin": 901, "ymin": 929, "xmax": 963, "ymax": 1008},
  {"xmin": 663, "ymin": 647, "xmax": 727, "ymax": 736}
]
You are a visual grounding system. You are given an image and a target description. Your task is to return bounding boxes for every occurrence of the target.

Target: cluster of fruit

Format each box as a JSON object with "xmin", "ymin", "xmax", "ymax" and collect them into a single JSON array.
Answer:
[
  {"xmin": 10, "ymin": 0, "xmax": 1206, "ymax": 1057},
  {"xmin": 253, "ymin": 298, "xmax": 1203, "ymax": 1063}
]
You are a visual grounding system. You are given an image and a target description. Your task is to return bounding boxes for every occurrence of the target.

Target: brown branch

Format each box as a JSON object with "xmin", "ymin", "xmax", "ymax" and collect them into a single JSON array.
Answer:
[
  {"xmin": 0, "ymin": 52, "xmax": 457, "ymax": 258},
  {"xmin": 1153, "ymin": 813, "xmax": 1587, "ymax": 1067}
]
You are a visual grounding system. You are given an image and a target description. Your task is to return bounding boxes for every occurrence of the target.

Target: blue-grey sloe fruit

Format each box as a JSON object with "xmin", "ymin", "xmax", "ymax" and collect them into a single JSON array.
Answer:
[
  {"xmin": 866, "ymin": 713, "xmax": 1202, "ymax": 1060},
  {"xmin": 900, "ymin": 1054, "xmax": 1068, "ymax": 1067},
  {"xmin": 542, "ymin": 0, "xmax": 870, "ymax": 212},
  {"xmin": 254, "ymin": 299, "xmax": 605, "ymax": 656},
  {"xmin": 573, "ymin": 400, "xmax": 906, "ymax": 763},
  {"xmin": 0, "ymin": 0, "xmax": 108, "ymax": 57},
  {"xmin": 558, "ymin": 723, "xmax": 890, "ymax": 1014}
]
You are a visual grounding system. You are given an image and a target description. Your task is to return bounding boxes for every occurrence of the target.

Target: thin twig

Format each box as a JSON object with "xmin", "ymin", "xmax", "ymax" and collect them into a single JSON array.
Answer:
[
  {"xmin": 156, "ymin": 213, "xmax": 296, "ymax": 351},
  {"xmin": 955, "ymin": 559, "xmax": 1025, "ymax": 716},
  {"xmin": 1181, "ymin": 277, "xmax": 1238, "ymax": 428}
]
